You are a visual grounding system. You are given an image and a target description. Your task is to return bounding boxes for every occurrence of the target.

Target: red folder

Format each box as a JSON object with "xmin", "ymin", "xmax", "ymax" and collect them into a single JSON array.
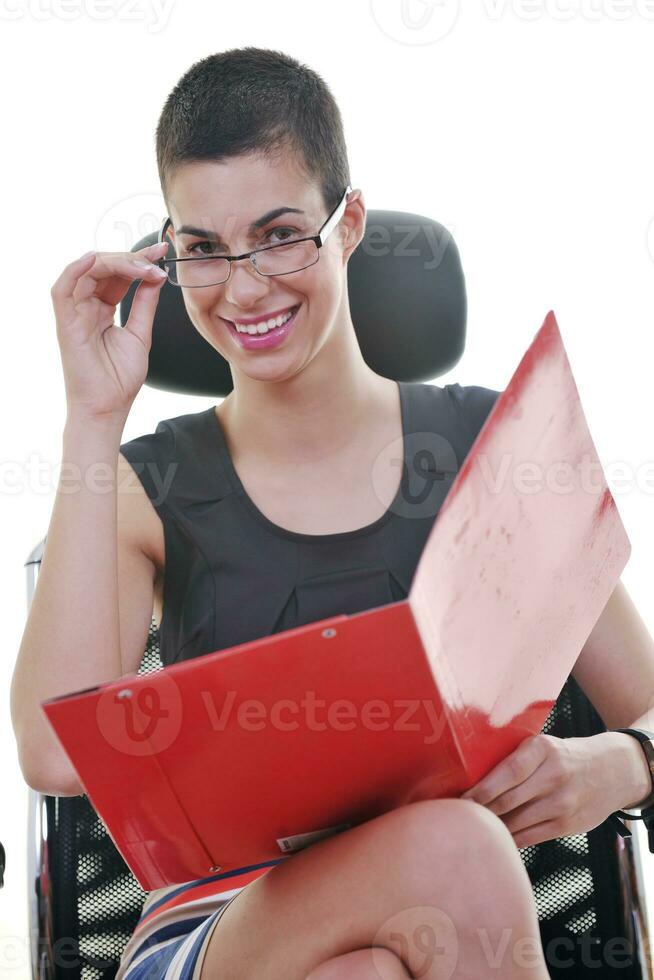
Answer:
[{"xmin": 41, "ymin": 311, "xmax": 631, "ymax": 891}]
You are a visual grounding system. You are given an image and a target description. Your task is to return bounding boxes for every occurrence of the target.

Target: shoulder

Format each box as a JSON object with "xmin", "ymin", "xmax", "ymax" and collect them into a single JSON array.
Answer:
[
  {"xmin": 442, "ymin": 382, "xmax": 503, "ymax": 438},
  {"xmin": 119, "ymin": 408, "xmax": 211, "ymax": 458},
  {"xmin": 118, "ymin": 408, "xmax": 214, "ymax": 515},
  {"xmin": 411, "ymin": 380, "xmax": 502, "ymax": 440}
]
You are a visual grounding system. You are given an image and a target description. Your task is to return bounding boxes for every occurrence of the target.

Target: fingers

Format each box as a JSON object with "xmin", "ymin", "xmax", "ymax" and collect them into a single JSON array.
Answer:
[
  {"xmin": 118, "ymin": 242, "xmax": 170, "ymax": 346},
  {"xmin": 73, "ymin": 244, "xmax": 168, "ymax": 305},
  {"xmin": 52, "ymin": 243, "xmax": 169, "ymax": 317},
  {"xmin": 50, "ymin": 250, "xmax": 98, "ymax": 326},
  {"xmin": 99, "ymin": 242, "xmax": 169, "ymax": 282},
  {"xmin": 122, "ymin": 275, "xmax": 166, "ymax": 348}
]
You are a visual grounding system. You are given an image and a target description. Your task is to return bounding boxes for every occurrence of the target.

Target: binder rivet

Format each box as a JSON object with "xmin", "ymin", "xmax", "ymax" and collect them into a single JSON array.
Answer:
[
  {"xmin": 209, "ymin": 865, "xmax": 222, "ymax": 872},
  {"xmin": 322, "ymin": 628, "xmax": 337, "ymax": 638},
  {"xmin": 117, "ymin": 689, "xmax": 133, "ymax": 699}
]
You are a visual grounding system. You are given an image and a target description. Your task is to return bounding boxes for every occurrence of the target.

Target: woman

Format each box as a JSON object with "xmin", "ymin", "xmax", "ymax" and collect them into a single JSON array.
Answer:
[{"xmin": 12, "ymin": 46, "xmax": 654, "ymax": 980}]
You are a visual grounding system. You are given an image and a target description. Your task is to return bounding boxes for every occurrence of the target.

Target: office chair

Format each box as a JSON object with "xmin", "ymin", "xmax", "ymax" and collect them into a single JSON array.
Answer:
[{"xmin": 23, "ymin": 208, "xmax": 653, "ymax": 979}]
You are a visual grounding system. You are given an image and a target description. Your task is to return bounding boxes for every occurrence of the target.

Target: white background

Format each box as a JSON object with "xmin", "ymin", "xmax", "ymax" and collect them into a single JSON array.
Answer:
[{"xmin": 2, "ymin": 1, "xmax": 654, "ymax": 977}]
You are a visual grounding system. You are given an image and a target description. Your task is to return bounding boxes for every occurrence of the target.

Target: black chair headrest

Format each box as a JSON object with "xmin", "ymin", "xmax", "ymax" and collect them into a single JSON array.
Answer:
[{"xmin": 119, "ymin": 210, "xmax": 467, "ymax": 398}]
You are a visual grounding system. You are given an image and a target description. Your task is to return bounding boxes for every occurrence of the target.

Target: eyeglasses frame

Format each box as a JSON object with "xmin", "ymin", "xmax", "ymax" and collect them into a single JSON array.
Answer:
[{"xmin": 155, "ymin": 184, "xmax": 354, "ymax": 288}]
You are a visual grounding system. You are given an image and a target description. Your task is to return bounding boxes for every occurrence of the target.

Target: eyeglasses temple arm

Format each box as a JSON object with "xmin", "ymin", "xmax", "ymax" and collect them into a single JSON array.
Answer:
[{"xmin": 318, "ymin": 185, "xmax": 353, "ymax": 245}]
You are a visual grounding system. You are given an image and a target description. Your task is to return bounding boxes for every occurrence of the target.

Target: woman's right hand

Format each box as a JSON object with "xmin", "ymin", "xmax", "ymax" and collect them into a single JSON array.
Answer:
[{"xmin": 50, "ymin": 242, "xmax": 170, "ymax": 423}]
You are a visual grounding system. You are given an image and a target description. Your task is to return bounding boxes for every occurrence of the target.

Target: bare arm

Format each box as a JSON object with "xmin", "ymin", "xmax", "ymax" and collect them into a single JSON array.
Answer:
[
  {"xmin": 10, "ymin": 417, "xmax": 157, "ymax": 796},
  {"xmin": 571, "ymin": 576, "xmax": 654, "ymax": 730},
  {"xmin": 571, "ymin": 576, "xmax": 654, "ymax": 806},
  {"xmin": 10, "ymin": 244, "xmax": 167, "ymax": 797}
]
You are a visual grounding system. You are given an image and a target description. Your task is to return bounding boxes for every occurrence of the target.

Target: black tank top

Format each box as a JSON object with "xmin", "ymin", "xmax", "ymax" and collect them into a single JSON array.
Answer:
[{"xmin": 119, "ymin": 381, "xmax": 501, "ymax": 668}]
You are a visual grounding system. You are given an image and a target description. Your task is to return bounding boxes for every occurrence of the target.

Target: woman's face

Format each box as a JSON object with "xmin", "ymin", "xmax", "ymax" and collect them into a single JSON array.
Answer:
[{"xmin": 164, "ymin": 149, "xmax": 363, "ymax": 384}]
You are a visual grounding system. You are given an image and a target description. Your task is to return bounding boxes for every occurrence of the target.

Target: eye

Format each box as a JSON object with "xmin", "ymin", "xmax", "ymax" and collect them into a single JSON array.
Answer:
[
  {"xmin": 185, "ymin": 226, "xmax": 301, "ymax": 257},
  {"xmin": 264, "ymin": 226, "xmax": 300, "ymax": 244},
  {"xmin": 187, "ymin": 240, "xmax": 222, "ymax": 257}
]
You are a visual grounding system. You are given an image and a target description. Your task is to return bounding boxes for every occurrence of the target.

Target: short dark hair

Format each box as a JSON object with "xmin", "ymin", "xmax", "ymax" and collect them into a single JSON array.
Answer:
[{"xmin": 155, "ymin": 47, "xmax": 351, "ymax": 217}]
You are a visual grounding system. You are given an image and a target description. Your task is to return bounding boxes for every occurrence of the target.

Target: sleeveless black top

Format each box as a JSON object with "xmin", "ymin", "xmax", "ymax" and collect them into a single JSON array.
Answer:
[{"xmin": 119, "ymin": 381, "xmax": 501, "ymax": 668}]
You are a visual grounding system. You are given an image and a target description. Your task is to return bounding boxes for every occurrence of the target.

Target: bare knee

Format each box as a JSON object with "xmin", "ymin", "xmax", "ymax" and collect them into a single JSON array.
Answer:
[
  {"xmin": 383, "ymin": 798, "xmax": 537, "ymax": 923},
  {"xmin": 389, "ymin": 797, "xmax": 519, "ymax": 874},
  {"xmin": 372, "ymin": 799, "xmax": 542, "ymax": 973},
  {"xmin": 305, "ymin": 947, "xmax": 410, "ymax": 979}
]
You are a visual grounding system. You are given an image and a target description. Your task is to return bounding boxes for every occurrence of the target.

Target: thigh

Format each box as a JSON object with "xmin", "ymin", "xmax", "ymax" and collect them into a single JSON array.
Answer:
[{"xmin": 198, "ymin": 798, "xmax": 521, "ymax": 980}]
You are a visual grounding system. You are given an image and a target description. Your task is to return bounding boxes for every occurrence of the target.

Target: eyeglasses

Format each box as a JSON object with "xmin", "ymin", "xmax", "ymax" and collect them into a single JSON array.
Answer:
[{"xmin": 156, "ymin": 184, "xmax": 353, "ymax": 288}]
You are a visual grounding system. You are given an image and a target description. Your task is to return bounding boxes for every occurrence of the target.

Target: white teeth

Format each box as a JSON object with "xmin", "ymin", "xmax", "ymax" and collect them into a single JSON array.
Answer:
[{"xmin": 235, "ymin": 308, "xmax": 295, "ymax": 334}]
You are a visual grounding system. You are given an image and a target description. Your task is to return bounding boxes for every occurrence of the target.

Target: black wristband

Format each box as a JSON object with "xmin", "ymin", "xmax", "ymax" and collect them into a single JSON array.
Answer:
[
  {"xmin": 612, "ymin": 728, "xmax": 654, "ymax": 813},
  {"xmin": 608, "ymin": 728, "xmax": 654, "ymax": 854}
]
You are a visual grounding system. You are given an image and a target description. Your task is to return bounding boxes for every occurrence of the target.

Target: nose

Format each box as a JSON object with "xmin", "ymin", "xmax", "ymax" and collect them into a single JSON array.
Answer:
[{"xmin": 223, "ymin": 256, "xmax": 270, "ymax": 308}]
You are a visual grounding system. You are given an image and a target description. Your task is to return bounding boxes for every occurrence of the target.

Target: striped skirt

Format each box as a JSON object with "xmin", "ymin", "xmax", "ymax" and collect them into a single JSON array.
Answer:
[{"xmin": 115, "ymin": 862, "xmax": 282, "ymax": 980}]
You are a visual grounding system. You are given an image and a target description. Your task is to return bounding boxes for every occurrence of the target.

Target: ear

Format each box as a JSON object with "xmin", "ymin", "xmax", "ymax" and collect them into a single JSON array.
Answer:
[{"xmin": 339, "ymin": 188, "xmax": 366, "ymax": 264}]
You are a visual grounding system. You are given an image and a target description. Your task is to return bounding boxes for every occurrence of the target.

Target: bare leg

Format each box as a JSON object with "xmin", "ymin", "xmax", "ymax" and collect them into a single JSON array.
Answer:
[
  {"xmin": 199, "ymin": 798, "xmax": 549, "ymax": 980},
  {"xmin": 305, "ymin": 947, "xmax": 412, "ymax": 979}
]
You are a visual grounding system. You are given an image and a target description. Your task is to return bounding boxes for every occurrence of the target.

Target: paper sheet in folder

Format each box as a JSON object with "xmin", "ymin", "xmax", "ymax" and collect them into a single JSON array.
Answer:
[{"xmin": 41, "ymin": 310, "xmax": 631, "ymax": 891}]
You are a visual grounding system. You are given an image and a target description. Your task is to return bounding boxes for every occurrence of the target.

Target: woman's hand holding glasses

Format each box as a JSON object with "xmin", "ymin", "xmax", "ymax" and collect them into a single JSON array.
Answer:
[{"xmin": 50, "ymin": 243, "xmax": 169, "ymax": 425}]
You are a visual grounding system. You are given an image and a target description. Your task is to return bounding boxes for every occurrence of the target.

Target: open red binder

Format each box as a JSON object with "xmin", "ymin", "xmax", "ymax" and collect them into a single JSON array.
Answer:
[{"xmin": 41, "ymin": 310, "xmax": 631, "ymax": 891}]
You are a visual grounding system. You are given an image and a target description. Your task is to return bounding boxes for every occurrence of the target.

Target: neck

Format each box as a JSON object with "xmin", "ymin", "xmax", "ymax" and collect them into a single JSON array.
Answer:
[{"xmin": 219, "ymin": 304, "xmax": 397, "ymax": 466}]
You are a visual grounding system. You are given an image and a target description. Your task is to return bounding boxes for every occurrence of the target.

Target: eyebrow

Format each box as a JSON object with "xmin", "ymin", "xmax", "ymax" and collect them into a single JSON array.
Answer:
[{"xmin": 175, "ymin": 207, "xmax": 306, "ymax": 241}]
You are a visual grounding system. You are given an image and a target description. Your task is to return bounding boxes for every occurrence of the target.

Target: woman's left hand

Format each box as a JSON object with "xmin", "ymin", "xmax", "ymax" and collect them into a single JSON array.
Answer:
[{"xmin": 460, "ymin": 732, "xmax": 644, "ymax": 848}]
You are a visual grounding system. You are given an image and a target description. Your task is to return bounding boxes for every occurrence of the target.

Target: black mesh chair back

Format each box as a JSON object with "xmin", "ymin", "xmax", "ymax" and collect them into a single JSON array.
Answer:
[{"xmin": 26, "ymin": 208, "xmax": 652, "ymax": 979}]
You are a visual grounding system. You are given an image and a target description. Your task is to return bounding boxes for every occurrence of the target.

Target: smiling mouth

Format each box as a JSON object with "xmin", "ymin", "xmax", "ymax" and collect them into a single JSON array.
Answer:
[{"xmin": 224, "ymin": 305, "xmax": 300, "ymax": 335}]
